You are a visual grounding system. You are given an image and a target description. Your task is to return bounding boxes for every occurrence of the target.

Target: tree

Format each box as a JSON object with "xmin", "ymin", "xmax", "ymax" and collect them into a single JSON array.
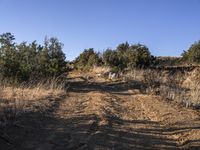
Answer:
[
  {"xmin": 43, "ymin": 37, "xmax": 67, "ymax": 76},
  {"xmin": 0, "ymin": 32, "xmax": 15, "ymax": 48},
  {"xmin": 182, "ymin": 41, "xmax": 200, "ymax": 64},
  {"xmin": 127, "ymin": 44, "xmax": 152, "ymax": 68},
  {"xmin": 103, "ymin": 49, "xmax": 116, "ymax": 66},
  {"xmin": 116, "ymin": 42, "xmax": 129, "ymax": 53},
  {"xmin": 102, "ymin": 43, "xmax": 152, "ymax": 70},
  {"xmin": 0, "ymin": 33, "xmax": 68, "ymax": 81},
  {"xmin": 0, "ymin": 33, "xmax": 19, "ymax": 78},
  {"xmin": 74, "ymin": 48, "xmax": 101, "ymax": 70}
]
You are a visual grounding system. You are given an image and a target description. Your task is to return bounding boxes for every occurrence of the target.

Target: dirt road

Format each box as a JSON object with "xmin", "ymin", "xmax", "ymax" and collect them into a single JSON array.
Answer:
[{"xmin": 1, "ymin": 77, "xmax": 200, "ymax": 149}]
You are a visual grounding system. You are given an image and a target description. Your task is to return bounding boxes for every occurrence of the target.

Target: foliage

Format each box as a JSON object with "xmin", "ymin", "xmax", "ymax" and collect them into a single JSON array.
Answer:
[
  {"xmin": 102, "ymin": 43, "xmax": 152, "ymax": 71},
  {"xmin": 127, "ymin": 44, "xmax": 152, "ymax": 68},
  {"xmin": 103, "ymin": 49, "xmax": 120, "ymax": 67},
  {"xmin": 182, "ymin": 41, "xmax": 200, "ymax": 64},
  {"xmin": 153, "ymin": 57, "xmax": 181, "ymax": 66},
  {"xmin": 74, "ymin": 48, "xmax": 102, "ymax": 70},
  {"xmin": 0, "ymin": 33, "xmax": 67, "ymax": 81}
]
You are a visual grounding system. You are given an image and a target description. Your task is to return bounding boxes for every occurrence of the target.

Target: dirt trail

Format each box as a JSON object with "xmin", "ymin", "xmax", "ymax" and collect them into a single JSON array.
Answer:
[{"xmin": 1, "ymin": 76, "xmax": 200, "ymax": 150}]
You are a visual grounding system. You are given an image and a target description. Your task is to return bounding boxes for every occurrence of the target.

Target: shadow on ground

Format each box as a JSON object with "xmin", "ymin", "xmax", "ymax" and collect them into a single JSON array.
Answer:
[
  {"xmin": 1, "ymin": 79, "xmax": 200, "ymax": 150},
  {"xmin": 1, "ymin": 112, "xmax": 200, "ymax": 149},
  {"xmin": 68, "ymin": 78, "xmax": 146, "ymax": 95}
]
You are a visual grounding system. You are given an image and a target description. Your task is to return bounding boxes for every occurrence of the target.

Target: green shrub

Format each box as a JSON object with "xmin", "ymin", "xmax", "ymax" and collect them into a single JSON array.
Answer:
[
  {"xmin": 102, "ymin": 43, "xmax": 152, "ymax": 70},
  {"xmin": 110, "ymin": 66, "xmax": 119, "ymax": 73},
  {"xmin": 182, "ymin": 41, "xmax": 200, "ymax": 64},
  {"xmin": 0, "ymin": 33, "xmax": 67, "ymax": 81},
  {"xmin": 74, "ymin": 48, "xmax": 102, "ymax": 70}
]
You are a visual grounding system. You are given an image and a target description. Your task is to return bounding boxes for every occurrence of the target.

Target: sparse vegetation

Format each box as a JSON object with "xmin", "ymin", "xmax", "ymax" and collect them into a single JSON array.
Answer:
[
  {"xmin": 125, "ymin": 67, "xmax": 200, "ymax": 108},
  {"xmin": 1, "ymin": 33, "xmax": 200, "ymax": 149},
  {"xmin": 0, "ymin": 79, "xmax": 65, "ymax": 127}
]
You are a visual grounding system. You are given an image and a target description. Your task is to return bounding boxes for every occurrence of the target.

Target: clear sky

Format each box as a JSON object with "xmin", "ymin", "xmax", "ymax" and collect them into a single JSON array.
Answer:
[{"xmin": 0, "ymin": 0, "xmax": 200, "ymax": 60}]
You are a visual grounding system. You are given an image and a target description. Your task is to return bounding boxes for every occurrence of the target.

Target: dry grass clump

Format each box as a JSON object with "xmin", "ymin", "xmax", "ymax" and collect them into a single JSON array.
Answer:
[
  {"xmin": 142, "ymin": 68, "xmax": 193, "ymax": 107},
  {"xmin": 92, "ymin": 66, "xmax": 111, "ymax": 74},
  {"xmin": 123, "ymin": 69, "xmax": 145, "ymax": 81},
  {"xmin": 182, "ymin": 68, "xmax": 200, "ymax": 107},
  {"xmin": 0, "ymin": 79, "xmax": 66, "ymax": 127},
  {"xmin": 126, "ymin": 67, "xmax": 200, "ymax": 109}
]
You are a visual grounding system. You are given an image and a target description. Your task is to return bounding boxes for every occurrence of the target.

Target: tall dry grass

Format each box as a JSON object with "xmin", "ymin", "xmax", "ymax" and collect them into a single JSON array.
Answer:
[
  {"xmin": 125, "ymin": 67, "xmax": 200, "ymax": 109},
  {"xmin": 0, "ymin": 78, "xmax": 66, "ymax": 127},
  {"xmin": 92, "ymin": 66, "xmax": 111, "ymax": 74}
]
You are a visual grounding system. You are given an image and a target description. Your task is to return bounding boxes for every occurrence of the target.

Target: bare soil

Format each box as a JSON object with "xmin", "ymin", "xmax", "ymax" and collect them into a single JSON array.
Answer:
[{"xmin": 1, "ymin": 74, "xmax": 200, "ymax": 150}]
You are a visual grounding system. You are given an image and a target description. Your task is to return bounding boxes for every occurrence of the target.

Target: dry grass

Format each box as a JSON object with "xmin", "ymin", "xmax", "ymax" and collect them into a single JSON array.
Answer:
[
  {"xmin": 0, "ymin": 79, "xmax": 66, "ymax": 127},
  {"xmin": 125, "ymin": 67, "xmax": 200, "ymax": 108},
  {"xmin": 123, "ymin": 69, "xmax": 145, "ymax": 81},
  {"xmin": 92, "ymin": 66, "xmax": 111, "ymax": 74},
  {"xmin": 1, "ymin": 70, "xmax": 200, "ymax": 149}
]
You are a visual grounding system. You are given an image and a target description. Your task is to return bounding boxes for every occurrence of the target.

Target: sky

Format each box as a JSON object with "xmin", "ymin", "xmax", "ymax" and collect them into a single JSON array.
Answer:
[{"xmin": 0, "ymin": 0, "xmax": 200, "ymax": 60}]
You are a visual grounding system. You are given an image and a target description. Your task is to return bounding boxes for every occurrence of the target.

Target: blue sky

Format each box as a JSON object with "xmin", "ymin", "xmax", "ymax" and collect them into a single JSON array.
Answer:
[{"xmin": 0, "ymin": 0, "xmax": 200, "ymax": 60}]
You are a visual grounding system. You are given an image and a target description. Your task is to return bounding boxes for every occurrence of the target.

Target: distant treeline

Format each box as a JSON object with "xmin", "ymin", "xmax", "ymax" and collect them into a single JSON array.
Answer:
[
  {"xmin": 0, "ymin": 32, "xmax": 200, "ymax": 81},
  {"xmin": 74, "ymin": 42, "xmax": 153, "ymax": 72},
  {"xmin": 74, "ymin": 41, "xmax": 200, "ymax": 72}
]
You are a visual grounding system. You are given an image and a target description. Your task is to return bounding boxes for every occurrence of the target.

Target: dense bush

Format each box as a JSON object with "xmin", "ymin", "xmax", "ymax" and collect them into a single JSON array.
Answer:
[
  {"xmin": 182, "ymin": 41, "xmax": 200, "ymax": 64},
  {"xmin": 102, "ymin": 43, "xmax": 153, "ymax": 71},
  {"xmin": 75, "ymin": 42, "xmax": 153, "ymax": 72},
  {"xmin": 103, "ymin": 49, "xmax": 122, "ymax": 68},
  {"xmin": 74, "ymin": 48, "xmax": 102, "ymax": 70},
  {"xmin": 0, "ymin": 33, "xmax": 67, "ymax": 81},
  {"xmin": 126, "ymin": 44, "xmax": 152, "ymax": 68}
]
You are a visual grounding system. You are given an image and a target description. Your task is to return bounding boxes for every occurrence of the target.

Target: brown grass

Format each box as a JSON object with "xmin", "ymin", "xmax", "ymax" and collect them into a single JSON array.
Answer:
[
  {"xmin": 1, "ymin": 70, "xmax": 200, "ymax": 149},
  {"xmin": 125, "ymin": 67, "xmax": 200, "ymax": 108},
  {"xmin": 0, "ymin": 79, "xmax": 65, "ymax": 127},
  {"xmin": 92, "ymin": 66, "xmax": 110, "ymax": 74}
]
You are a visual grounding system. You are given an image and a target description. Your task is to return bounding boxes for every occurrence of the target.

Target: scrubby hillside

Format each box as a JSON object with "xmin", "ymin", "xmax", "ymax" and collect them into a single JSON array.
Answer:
[
  {"xmin": 2, "ymin": 69, "xmax": 200, "ymax": 149},
  {"xmin": 1, "ymin": 33, "xmax": 200, "ymax": 149}
]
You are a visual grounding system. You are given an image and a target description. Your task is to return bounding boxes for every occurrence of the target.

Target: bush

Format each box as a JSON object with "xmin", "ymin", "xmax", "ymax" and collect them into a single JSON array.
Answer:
[
  {"xmin": 182, "ymin": 41, "xmax": 200, "ymax": 64},
  {"xmin": 127, "ymin": 44, "xmax": 152, "ymax": 68},
  {"xmin": 74, "ymin": 48, "xmax": 102, "ymax": 70},
  {"xmin": 0, "ymin": 33, "xmax": 67, "ymax": 81},
  {"xmin": 110, "ymin": 66, "xmax": 119, "ymax": 73},
  {"xmin": 102, "ymin": 43, "xmax": 152, "ymax": 70}
]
